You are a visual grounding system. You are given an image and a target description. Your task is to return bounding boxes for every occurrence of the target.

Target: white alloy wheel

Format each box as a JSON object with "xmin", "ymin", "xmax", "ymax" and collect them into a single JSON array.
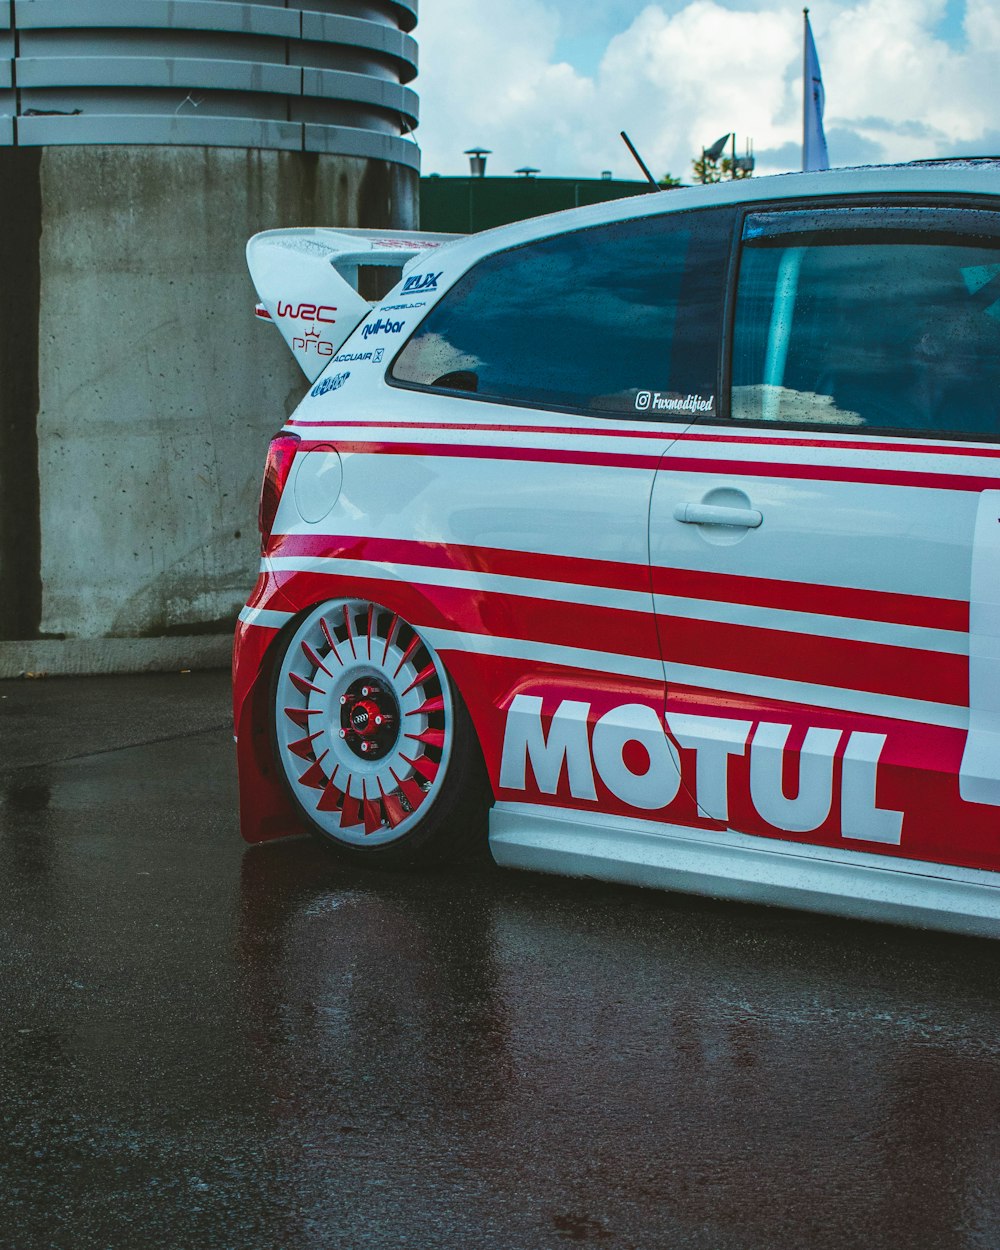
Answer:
[{"xmin": 273, "ymin": 599, "xmax": 455, "ymax": 849}]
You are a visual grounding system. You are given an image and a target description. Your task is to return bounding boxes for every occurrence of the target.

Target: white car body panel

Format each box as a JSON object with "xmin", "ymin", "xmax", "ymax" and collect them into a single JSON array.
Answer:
[
  {"xmin": 235, "ymin": 161, "xmax": 1000, "ymax": 937},
  {"xmin": 490, "ymin": 803, "xmax": 1000, "ymax": 940},
  {"xmin": 246, "ymin": 227, "xmax": 461, "ymax": 381}
]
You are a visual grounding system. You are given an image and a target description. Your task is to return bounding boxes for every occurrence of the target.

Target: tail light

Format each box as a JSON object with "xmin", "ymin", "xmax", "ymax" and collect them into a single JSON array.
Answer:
[{"xmin": 258, "ymin": 432, "xmax": 300, "ymax": 551}]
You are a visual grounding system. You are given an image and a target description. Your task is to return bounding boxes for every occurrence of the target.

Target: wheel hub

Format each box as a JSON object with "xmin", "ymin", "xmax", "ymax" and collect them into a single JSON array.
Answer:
[
  {"xmin": 275, "ymin": 599, "xmax": 454, "ymax": 847},
  {"xmin": 339, "ymin": 678, "xmax": 399, "ymax": 760}
]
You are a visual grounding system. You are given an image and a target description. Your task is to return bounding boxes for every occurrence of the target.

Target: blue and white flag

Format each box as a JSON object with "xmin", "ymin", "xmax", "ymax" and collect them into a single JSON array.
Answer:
[{"xmin": 803, "ymin": 10, "xmax": 829, "ymax": 171}]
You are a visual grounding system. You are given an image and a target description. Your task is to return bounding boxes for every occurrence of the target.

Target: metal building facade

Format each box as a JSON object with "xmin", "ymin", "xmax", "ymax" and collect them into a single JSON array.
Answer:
[{"xmin": 0, "ymin": 0, "xmax": 419, "ymax": 168}]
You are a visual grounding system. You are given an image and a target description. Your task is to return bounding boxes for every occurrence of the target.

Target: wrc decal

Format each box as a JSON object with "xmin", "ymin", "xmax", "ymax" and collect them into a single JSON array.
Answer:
[
  {"xmin": 276, "ymin": 302, "xmax": 337, "ymax": 323},
  {"xmin": 499, "ymin": 696, "xmax": 904, "ymax": 844}
]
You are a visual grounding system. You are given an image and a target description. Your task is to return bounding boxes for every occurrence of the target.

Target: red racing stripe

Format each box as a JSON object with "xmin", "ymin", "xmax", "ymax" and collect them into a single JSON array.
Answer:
[
  {"xmin": 269, "ymin": 533, "xmax": 651, "ymax": 594},
  {"xmin": 295, "ymin": 438, "xmax": 1000, "ymax": 492},
  {"xmin": 651, "ymin": 565, "xmax": 968, "ymax": 633},
  {"xmin": 271, "ymin": 570, "xmax": 664, "ymax": 662},
  {"xmin": 659, "ymin": 614, "xmax": 967, "ymax": 707},
  {"xmin": 268, "ymin": 533, "xmax": 967, "ymax": 633},
  {"xmin": 271, "ymin": 567, "xmax": 965, "ymax": 706},
  {"xmin": 297, "ymin": 438, "xmax": 660, "ymax": 471},
  {"xmin": 288, "ymin": 419, "xmax": 1000, "ymax": 461}
]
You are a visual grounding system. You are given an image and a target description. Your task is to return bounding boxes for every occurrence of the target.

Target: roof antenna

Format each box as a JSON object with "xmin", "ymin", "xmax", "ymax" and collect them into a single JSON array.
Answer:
[{"xmin": 620, "ymin": 131, "xmax": 659, "ymax": 191}]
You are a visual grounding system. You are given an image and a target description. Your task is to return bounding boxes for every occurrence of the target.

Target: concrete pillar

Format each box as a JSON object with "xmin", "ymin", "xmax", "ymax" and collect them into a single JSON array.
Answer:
[
  {"xmin": 0, "ymin": 145, "xmax": 417, "ymax": 675},
  {"xmin": 0, "ymin": 150, "xmax": 42, "ymax": 643}
]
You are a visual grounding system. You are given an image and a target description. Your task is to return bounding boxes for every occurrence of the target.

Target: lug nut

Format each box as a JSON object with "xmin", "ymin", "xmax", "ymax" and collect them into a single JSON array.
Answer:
[
  {"xmin": 339, "ymin": 695, "xmax": 347, "ymax": 705},
  {"xmin": 374, "ymin": 716, "xmax": 382, "ymax": 726},
  {"xmin": 339, "ymin": 729, "xmax": 347, "ymax": 738},
  {"xmin": 360, "ymin": 742, "xmax": 370, "ymax": 753}
]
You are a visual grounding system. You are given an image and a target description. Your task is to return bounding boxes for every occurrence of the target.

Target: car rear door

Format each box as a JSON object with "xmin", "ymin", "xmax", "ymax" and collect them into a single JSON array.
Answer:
[
  {"xmin": 649, "ymin": 199, "xmax": 1000, "ymax": 873},
  {"xmin": 381, "ymin": 200, "xmax": 737, "ymax": 825}
]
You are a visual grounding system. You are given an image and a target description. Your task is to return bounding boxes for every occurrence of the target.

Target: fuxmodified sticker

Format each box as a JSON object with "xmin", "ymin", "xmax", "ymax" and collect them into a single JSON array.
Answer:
[{"xmin": 634, "ymin": 391, "xmax": 715, "ymax": 413}]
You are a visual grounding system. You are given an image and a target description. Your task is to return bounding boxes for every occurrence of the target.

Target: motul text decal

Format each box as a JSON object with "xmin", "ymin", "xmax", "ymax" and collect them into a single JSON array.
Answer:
[{"xmin": 500, "ymin": 695, "xmax": 903, "ymax": 843}]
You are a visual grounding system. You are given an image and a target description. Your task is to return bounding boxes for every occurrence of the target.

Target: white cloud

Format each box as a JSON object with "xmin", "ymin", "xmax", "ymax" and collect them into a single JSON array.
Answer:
[
  {"xmin": 415, "ymin": 0, "xmax": 1000, "ymax": 181},
  {"xmin": 415, "ymin": 0, "xmax": 594, "ymax": 175},
  {"xmin": 597, "ymin": 2, "xmax": 797, "ymax": 174}
]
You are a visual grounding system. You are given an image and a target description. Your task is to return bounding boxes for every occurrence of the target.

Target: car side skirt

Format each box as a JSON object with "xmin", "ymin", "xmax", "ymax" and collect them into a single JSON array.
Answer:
[{"xmin": 489, "ymin": 802, "xmax": 1000, "ymax": 940}]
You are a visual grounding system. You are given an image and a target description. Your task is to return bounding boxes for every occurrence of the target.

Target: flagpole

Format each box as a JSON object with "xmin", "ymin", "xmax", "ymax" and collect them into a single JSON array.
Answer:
[{"xmin": 802, "ymin": 7, "xmax": 809, "ymax": 172}]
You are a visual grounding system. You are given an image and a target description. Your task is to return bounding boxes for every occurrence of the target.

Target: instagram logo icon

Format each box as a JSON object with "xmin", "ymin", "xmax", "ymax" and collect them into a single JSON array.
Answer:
[{"xmin": 635, "ymin": 391, "xmax": 652, "ymax": 411}]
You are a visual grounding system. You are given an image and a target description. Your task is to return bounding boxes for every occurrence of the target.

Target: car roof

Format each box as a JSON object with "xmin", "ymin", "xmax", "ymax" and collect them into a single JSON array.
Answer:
[{"xmin": 430, "ymin": 158, "xmax": 1000, "ymax": 272}]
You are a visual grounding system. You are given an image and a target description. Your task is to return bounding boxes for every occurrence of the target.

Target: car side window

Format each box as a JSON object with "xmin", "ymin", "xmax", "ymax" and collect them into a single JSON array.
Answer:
[
  {"xmin": 731, "ymin": 205, "xmax": 1000, "ymax": 437},
  {"xmin": 390, "ymin": 206, "xmax": 735, "ymax": 419}
]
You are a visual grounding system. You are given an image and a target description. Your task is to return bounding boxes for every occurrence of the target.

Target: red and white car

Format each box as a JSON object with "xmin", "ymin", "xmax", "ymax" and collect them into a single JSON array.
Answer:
[{"xmin": 234, "ymin": 161, "xmax": 1000, "ymax": 938}]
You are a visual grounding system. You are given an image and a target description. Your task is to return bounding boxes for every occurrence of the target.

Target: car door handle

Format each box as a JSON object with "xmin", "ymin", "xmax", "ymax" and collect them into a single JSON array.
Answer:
[{"xmin": 673, "ymin": 503, "xmax": 763, "ymax": 528}]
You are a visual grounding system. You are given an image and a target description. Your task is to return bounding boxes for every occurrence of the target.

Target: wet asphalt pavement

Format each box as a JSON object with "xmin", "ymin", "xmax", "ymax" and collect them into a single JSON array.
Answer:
[{"xmin": 1, "ymin": 672, "xmax": 999, "ymax": 1250}]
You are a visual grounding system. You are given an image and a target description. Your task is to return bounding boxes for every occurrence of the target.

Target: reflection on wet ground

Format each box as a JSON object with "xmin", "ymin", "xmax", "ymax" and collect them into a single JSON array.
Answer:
[{"xmin": 1, "ymin": 673, "xmax": 998, "ymax": 1249}]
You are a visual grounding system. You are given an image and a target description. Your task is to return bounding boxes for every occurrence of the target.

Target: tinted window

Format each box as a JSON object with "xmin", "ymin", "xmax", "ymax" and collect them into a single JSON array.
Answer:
[
  {"xmin": 391, "ymin": 207, "xmax": 734, "ymax": 419},
  {"xmin": 731, "ymin": 206, "xmax": 1000, "ymax": 436}
]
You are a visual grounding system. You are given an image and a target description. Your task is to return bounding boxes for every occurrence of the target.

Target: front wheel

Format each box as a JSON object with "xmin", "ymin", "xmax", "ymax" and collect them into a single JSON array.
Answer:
[{"xmin": 272, "ymin": 598, "xmax": 490, "ymax": 865}]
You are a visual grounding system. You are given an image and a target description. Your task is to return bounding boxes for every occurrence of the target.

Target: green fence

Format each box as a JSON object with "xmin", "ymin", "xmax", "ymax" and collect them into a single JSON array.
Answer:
[{"xmin": 420, "ymin": 175, "xmax": 662, "ymax": 234}]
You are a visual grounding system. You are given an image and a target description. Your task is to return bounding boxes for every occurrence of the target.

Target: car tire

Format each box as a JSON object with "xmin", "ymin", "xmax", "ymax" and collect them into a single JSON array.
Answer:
[{"xmin": 271, "ymin": 598, "xmax": 491, "ymax": 866}]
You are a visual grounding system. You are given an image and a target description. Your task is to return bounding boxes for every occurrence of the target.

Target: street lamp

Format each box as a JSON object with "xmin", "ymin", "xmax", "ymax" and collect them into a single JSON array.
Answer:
[{"xmin": 463, "ymin": 147, "xmax": 491, "ymax": 177}]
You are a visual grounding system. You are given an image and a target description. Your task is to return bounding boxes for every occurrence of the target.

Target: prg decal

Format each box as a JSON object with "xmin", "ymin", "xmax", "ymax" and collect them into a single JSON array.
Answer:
[{"xmin": 292, "ymin": 327, "xmax": 334, "ymax": 358}]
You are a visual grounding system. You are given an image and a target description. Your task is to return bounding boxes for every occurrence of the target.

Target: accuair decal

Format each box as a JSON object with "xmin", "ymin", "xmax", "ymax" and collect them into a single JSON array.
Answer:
[{"xmin": 334, "ymin": 349, "xmax": 384, "ymax": 364}]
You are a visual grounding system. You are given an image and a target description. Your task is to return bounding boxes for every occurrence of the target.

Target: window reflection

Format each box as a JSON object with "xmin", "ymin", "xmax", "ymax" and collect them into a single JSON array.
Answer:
[
  {"xmin": 733, "ymin": 230, "xmax": 1000, "ymax": 437},
  {"xmin": 393, "ymin": 208, "xmax": 734, "ymax": 418}
]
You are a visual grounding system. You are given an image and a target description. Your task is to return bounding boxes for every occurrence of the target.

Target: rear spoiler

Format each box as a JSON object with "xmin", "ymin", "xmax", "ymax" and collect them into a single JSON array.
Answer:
[{"xmin": 246, "ymin": 227, "xmax": 461, "ymax": 382}]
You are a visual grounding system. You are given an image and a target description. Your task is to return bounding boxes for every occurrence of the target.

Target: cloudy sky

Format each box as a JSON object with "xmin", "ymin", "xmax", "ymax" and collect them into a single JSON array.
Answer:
[{"xmin": 413, "ymin": 0, "xmax": 999, "ymax": 181}]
